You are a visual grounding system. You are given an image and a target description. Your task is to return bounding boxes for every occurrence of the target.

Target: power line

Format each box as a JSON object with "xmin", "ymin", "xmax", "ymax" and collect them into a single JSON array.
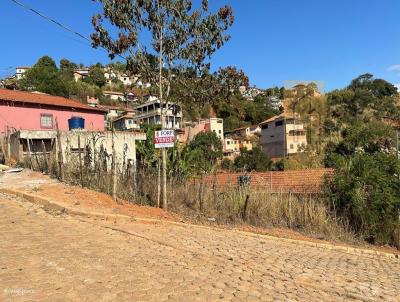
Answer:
[
  {"xmin": 9, "ymin": 0, "xmax": 126, "ymax": 60},
  {"xmin": 10, "ymin": 0, "xmax": 92, "ymax": 43}
]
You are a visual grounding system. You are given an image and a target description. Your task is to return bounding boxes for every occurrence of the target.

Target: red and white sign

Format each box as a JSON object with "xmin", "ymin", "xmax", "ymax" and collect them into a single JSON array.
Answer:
[{"xmin": 154, "ymin": 130, "xmax": 175, "ymax": 148}]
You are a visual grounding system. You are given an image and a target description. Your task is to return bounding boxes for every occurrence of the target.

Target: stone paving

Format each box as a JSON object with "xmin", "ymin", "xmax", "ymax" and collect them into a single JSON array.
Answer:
[{"xmin": 1, "ymin": 193, "xmax": 400, "ymax": 302}]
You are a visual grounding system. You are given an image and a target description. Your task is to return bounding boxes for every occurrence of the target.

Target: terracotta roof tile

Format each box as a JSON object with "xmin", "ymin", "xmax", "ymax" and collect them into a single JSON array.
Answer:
[{"xmin": 0, "ymin": 89, "xmax": 106, "ymax": 113}]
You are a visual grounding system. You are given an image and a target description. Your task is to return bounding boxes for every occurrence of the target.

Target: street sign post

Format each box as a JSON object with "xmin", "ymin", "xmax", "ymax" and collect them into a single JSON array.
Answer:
[{"xmin": 154, "ymin": 130, "xmax": 175, "ymax": 149}]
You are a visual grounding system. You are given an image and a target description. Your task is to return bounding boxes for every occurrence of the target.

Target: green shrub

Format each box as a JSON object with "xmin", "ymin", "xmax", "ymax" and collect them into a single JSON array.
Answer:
[{"xmin": 325, "ymin": 121, "xmax": 400, "ymax": 245}]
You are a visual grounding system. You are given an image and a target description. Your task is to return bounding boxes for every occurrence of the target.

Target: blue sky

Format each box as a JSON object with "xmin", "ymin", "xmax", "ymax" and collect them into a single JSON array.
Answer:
[{"xmin": 1, "ymin": 0, "xmax": 400, "ymax": 91}]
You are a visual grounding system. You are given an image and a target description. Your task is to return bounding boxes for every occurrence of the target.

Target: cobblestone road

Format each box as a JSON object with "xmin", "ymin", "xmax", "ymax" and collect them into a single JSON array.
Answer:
[{"xmin": 1, "ymin": 193, "xmax": 400, "ymax": 302}]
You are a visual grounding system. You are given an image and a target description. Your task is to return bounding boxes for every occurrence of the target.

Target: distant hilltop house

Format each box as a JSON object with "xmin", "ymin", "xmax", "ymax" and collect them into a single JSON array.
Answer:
[
  {"xmin": 102, "ymin": 91, "xmax": 137, "ymax": 103},
  {"xmin": 240, "ymin": 86, "xmax": 264, "ymax": 101},
  {"xmin": 0, "ymin": 89, "xmax": 106, "ymax": 135},
  {"xmin": 104, "ymin": 69, "xmax": 138, "ymax": 86},
  {"xmin": 103, "ymin": 91, "xmax": 126, "ymax": 102},
  {"xmin": 267, "ymin": 95, "xmax": 283, "ymax": 111},
  {"xmin": 259, "ymin": 113, "xmax": 307, "ymax": 158},
  {"xmin": 73, "ymin": 68, "xmax": 89, "ymax": 82},
  {"xmin": 15, "ymin": 67, "xmax": 31, "ymax": 80},
  {"xmin": 290, "ymin": 83, "xmax": 321, "ymax": 97}
]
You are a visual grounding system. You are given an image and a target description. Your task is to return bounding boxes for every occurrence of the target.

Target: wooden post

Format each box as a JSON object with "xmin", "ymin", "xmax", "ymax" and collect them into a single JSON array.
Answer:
[
  {"xmin": 157, "ymin": 158, "xmax": 161, "ymax": 208},
  {"xmin": 31, "ymin": 139, "xmax": 41, "ymax": 171},
  {"xmin": 26, "ymin": 139, "xmax": 33, "ymax": 169},
  {"xmin": 55, "ymin": 119, "xmax": 64, "ymax": 181},
  {"xmin": 242, "ymin": 194, "xmax": 250, "ymax": 221},
  {"xmin": 199, "ymin": 172, "xmax": 205, "ymax": 212},
  {"xmin": 6, "ymin": 127, "xmax": 11, "ymax": 165},
  {"xmin": 288, "ymin": 191, "xmax": 292, "ymax": 228},
  {"xmin": 41, "ymin": 140, "xmax": 49, "ymax": 173},
  {"xmin": 270, "ymin": 171, "xmax": 273, "ymax": 193},
  {"xmin": 133, "ymin": 159, "xmax": 137, "ymax": 202},
  {"xmin": 112, "ymin": 130, "xmax": 117, "ymax": 201},
  {"xmin": 212, "ymin": 166, "xmax": 217, "ymax": 205},
  {"xmin": 78, "ymin": 135, "xmax": 83, "ymax": 187},
  {"xmin": 162, "ymin": 148, "xmax": 167, "ymax": 211}
]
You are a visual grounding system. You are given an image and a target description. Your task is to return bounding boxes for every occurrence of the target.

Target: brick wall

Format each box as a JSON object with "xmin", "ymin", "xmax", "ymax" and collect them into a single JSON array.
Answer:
[{"xmin": 203, "ymin": 168, "xmax": 334, "ymax": 193}]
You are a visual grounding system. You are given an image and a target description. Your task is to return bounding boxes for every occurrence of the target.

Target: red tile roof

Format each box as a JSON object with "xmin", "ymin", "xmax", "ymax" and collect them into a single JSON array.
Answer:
[
  {"xmin": 259, "ymin": 113, "xmax": 299, "ymax": 125},
  {"xmin": 0, "ymin": 89, "xmax": 106, "ymax": 113}
]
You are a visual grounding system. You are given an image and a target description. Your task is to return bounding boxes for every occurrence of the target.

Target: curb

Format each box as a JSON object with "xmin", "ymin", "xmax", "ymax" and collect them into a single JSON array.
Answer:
[{"xmin": 1, "ymin": 187, "xmax": 399, "ymax": 260}]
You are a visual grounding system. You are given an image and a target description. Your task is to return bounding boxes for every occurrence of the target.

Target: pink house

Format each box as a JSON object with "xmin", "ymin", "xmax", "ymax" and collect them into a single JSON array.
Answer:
[{"xmin": 0, "ymin": 89, "xmax": 106, "ymax": 134}]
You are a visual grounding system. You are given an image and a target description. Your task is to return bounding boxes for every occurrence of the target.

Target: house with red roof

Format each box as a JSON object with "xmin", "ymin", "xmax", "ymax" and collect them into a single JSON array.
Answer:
[{"xmin": 0, "ymin": 89, "xmax": 106, "ymax": 134}]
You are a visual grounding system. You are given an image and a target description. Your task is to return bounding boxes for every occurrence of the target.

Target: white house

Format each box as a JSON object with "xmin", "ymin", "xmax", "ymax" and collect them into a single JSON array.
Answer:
[
  {"xmin": 104, "ymin": 70, "xmax": 139, "ymax": 86},
  {"xmin": 133, "ymin": 96, "xmax": 182, "ymax": 130},
  {"xmin": 15, "ymin": 67, "xmax": 30, "ymax": 80},
  {"xmin": 73, "ymin": 68, "xmax": 89, "ymax": 82}
]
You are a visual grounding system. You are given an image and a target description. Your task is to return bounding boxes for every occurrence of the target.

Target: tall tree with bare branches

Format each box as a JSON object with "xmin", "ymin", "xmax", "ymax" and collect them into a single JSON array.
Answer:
[{"xmin": 91, "ymin": 0, "xmax": 234, "ymax": 210}]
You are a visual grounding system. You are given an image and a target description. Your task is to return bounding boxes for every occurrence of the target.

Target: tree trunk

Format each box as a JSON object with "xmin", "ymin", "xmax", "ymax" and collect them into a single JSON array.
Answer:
[{"xmin": 158, "ymin": 20, "xmax": 168, "ymax": 211}]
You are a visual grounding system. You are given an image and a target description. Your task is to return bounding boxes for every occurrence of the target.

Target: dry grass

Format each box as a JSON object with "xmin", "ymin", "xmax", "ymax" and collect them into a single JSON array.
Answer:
[{"xmin": 21, "ymin": 152, "xmax": 356, "ymax": 244}]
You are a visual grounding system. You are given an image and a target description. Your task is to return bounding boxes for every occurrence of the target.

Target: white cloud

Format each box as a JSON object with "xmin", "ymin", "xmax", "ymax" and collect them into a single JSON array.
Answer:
[
  {"xmin": 395, "ymin": 83, "xmax": 400, "ymax": 91},
  {"xmin": 387, "ymin": 64, "xmax": 400, "ymax": 72}
]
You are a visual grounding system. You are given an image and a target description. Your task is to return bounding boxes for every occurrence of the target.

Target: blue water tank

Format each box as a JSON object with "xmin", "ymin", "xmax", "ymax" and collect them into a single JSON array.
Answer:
[{"xmin": 68, "ymin": 116, "xmax": 85, "ymax": 130}]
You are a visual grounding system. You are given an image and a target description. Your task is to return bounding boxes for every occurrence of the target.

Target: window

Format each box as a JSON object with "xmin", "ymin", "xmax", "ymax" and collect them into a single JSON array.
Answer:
[
  {"xmin": 40, "ymin": 114, "xmax": 53, "ymax": 129},
  {"xmin": 275, "ymin": 120, "xmax": 283, "ymax": 127},
  {"xmin": 261, "ymin": 124, "xmax": 268, "ymax": 130},
  {"xmin": 219, "ymin": 130, "xmax": 222, "ymax": 134},
  {"xmin": 290, "ymin": 144, "xmax": 294, "ymax": 149}
]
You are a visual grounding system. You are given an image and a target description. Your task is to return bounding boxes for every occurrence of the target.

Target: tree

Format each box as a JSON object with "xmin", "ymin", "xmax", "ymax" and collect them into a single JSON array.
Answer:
[
  {"xmin": 220, "ymin": 158, "xmax": 234, "ymax": 171},
  {"xmin": 186, "ymin": 131, "xmax": 223, "ymax": 210},
  {"xmin": 83, "ymin": 66, "xmax": 107, "ymax": 87},
  {"xmin": 92, "ymin": 0, "xmax": 234, "ymax": 210},
  {"xmin": 327, "ymin": 74, "xmax": 399, "ymax": 127},
  {"xmin": 234, "ymin": 147, "xmax": 272, "ymax": 172},
  {"xmin": 19, "ymin": 56, "xmax": 69, "ymax": 97},
  {"xmin": 60, "ymin": 58, "xmax": 78, "ymax": 81},
  {"xmin": 324, "ymin": 121, "xmax": 400, "ymax": 245}
]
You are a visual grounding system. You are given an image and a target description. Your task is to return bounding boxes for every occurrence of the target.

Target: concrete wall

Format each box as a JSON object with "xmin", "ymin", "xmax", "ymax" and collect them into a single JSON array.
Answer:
[
  {"xmin": 0, "ymin": 101, "xmax": 105, "ymax": 134},
  {"xmin": 10, "ymin": 130, "xmax": 146, "ymax": 167},
  {"xmin": 62, "ymin": 131, "xmax": 142, "ymax": 166}
]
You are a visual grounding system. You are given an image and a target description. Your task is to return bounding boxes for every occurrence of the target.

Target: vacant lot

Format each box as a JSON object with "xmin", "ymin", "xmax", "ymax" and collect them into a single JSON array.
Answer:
[{"xmin": 0, "ymin": 192, "xmax": 399, "ymax": 302}]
